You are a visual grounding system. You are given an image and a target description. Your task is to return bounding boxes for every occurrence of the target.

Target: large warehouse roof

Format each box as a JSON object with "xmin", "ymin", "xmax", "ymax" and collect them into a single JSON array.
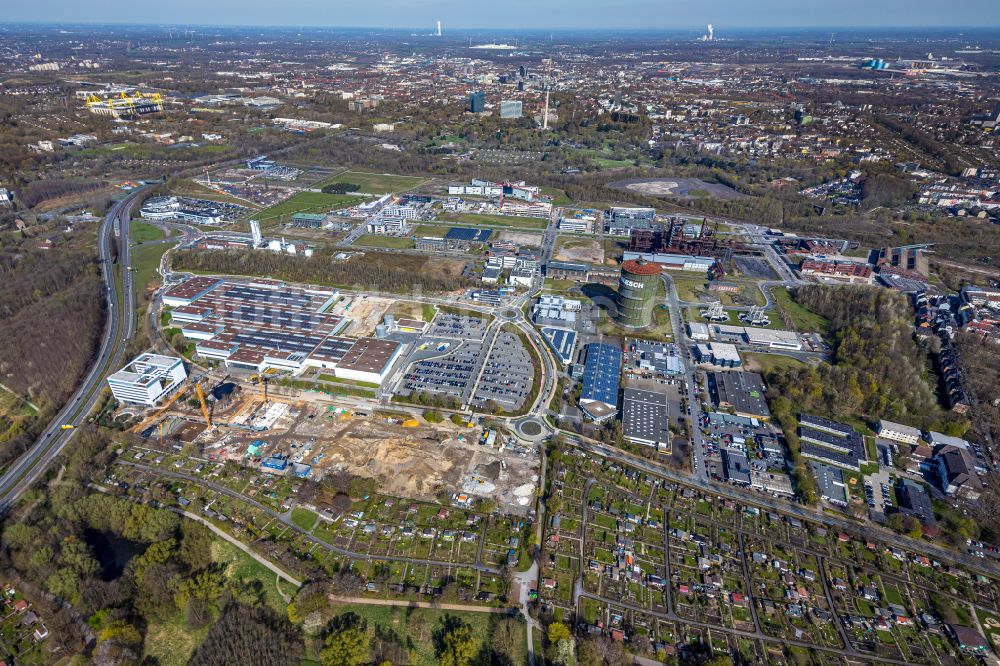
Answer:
[
  {"xmin": 580, "ymin": 343, "xmax": 622, "ymax": 410},
  {"xmin": 622, "ymin": 389, "xmax": 670, "ymax": 449}
]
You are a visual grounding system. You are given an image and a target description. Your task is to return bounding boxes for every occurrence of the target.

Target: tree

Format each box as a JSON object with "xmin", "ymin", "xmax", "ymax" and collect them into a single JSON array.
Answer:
[
  {"xmin": 577, "ymin": 638, "xmax": 628, "ymax": 666},
  {"xmin": 578, "ymin": 640, "xmax": 603, "ymax": 666},
  {"xmin": 548, "ymin": 621, "xmax": 572, "ymax": 643},
  {"xmin": 288, "ymin": 581, "xmax": 331, "ymax": 624},
  {"xmin": 489, "ymin": 616, "xmax": 522, "ymax": 663},
  {"xmin": 705, "ymin": 657, "xmax": 733, "ymax": 666},
  {"xmin": 321, "ymin": 626, "xmax": 369, "ymax": 666},
  {"xmin": 190, "ymin": 604, "xmax": 302, "ymax": 666},
  {"xmin": 174, "ymin": 569, "xmax": 226, "ymax": 611},
  {"xmin": 439, "ymin": 623, "xmax": 477, "ymax": 666},
  {"xmin": 322, "ymin": 182, "xmax": 359, "ymax": 194},
  {"xmin": 98, "ymin": 619, "xmax": 143, "ymax": 645},
  {"xmin": 553, "ymin": 639, "xmax": 576, "ymax": 666},
  {"xmin": 178, "ymin": 521, "xmax": 214, "ymax": 570}
]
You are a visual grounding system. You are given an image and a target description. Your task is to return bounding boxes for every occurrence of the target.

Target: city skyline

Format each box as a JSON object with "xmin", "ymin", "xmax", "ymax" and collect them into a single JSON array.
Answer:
[{"xmin": 3, "ymin": 0, "xmax": 1000, "ymax": 29}]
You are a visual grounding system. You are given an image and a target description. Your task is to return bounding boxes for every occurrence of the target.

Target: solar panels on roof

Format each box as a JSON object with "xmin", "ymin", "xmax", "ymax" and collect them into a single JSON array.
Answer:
[
  {"xmin": 580, "ymin": 343, "xmax": 622, "ymax": 409},
  {"xmin": 445, "ymin": 227, "xmax": 492, "ymax": 242}
]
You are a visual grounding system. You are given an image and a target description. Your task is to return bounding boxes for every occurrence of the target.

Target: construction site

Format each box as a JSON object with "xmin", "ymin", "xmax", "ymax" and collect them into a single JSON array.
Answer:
[
  {"xmin": 327, "ymin": 294, "xmax": 396, "ymax": 337},
  {"xmin": 123, "ymin": 371, "xmax": 540, "ymax": 513}
]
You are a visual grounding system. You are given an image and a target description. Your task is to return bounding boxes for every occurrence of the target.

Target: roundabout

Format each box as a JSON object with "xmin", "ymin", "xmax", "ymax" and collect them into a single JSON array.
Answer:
[{"xmin": 513, "ymin": 417, "xmax": 549, "ymax": 442}]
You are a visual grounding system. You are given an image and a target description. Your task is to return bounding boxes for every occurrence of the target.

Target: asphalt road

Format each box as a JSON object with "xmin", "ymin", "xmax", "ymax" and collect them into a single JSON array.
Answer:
[
  {"xmin": 0, "ymin": 188, "xmax": 146, "ymax": 510},
  {"xmin": 661, "ymin": 273, "xmax": 709, "ymax": 482}
]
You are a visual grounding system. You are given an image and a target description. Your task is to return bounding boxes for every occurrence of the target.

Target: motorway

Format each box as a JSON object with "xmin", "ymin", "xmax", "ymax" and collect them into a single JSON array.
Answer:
[{"xmin": 0, "ymin": 188, "xmax": 146, "ymax": 509}]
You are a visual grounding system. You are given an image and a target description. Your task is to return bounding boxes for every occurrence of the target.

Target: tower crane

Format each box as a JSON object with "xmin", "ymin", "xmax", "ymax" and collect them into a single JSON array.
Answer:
[{"xmin": 195, "ymin": 382, "xmax": 212, "ymax": 428}]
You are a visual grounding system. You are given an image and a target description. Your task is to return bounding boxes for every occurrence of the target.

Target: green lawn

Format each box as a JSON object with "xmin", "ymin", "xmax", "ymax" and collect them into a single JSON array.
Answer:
[
  {"xmin": 132, "ymin": 242, "xmax": 170, "ymax": 296},
  {"xmin": 744, "ymin": 352, "xmax": 809, "ymax": 375},
  {"xmin": 541, "ymin": 186, "xmax": 573, "ymax": 206},
  {"xmin": 593, "ymin": 157, "xmax": 635, "ymax": 168},
  {"xmin": 79, "ymin": 141, "xmax": 231, "ymax": 162},
  {"xmin": 208, "ymin": 538, "xmax": 294, "ymax": 615},
  {"xmin": 142, "ymin": 611, "xmax": 211, "ymax": 666},
  {"xmin": 315, "ymin": 170, "xmax": 426, "ymax": 194},
  {"xmin": 353, "ymin": 234, "xmax": 414, "ymax": 249},
  {"xmin": 412, "ymin": 224, "xmax": 450, "ymax": 238},
  {"xmin": 447, "ymin": 213, "xmax": 549, "ymax": 230},
  {"xmin": 542, "ymin": 278, "xmax": 581, "ymax": 298},
  {"xmin": 254, "ymin": 191, "xmax": 366, "ymax": 225},
  {"xmin": 317, "ymin": 375, "xmax": 380, "ymax": 389},
  {"xmin": 673, "ymin": 277, "xmax": 704, "ymax": 303},
  {"xmin": 290, "ymin": 507, "xmax": 319, "ymax": 532},
  {"xmin": 674, "ymin": 276, "xmax": 765, "ymax": 307},
  {"xmin": 771, "ymin": 287, "xmax": 829, "ymax": 332},
  {"xmin": 131, "ymin": 220, "xmax": 165, "ymax": 243},
  {"xmin": 389, "ymin": 301, "xmax": 438, "ymax": 322},
  {"xmin": 170, "ymin": 178, "xmax": 263, "ymax": 209}
]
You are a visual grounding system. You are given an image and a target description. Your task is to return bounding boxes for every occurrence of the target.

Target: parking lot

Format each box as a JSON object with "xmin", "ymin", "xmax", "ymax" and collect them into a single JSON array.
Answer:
[
  {"xmin": 397, "ymin": 341, "xmax": 486, "ymax": 405},
  {"xmin": 470, "ymin": 330, "xmax": 534, "ymax": 412},
  {"xmin": 426, "ymin": 313, "xmax": 489, "ymax": 340},
  {"xmin": 865, "ymin": 467, "xmax": 895, "ymax": 518}
]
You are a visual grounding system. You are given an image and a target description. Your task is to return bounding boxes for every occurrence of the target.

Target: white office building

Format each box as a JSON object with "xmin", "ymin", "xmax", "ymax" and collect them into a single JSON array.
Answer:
[
  {"xmin": 876, "ymin": 420, "xmax": 922, "ymax": 446},
  {"xmin": 107, "ymin": 354, "xmax": 187, "ymax": 406},
  {"xmin": 367, "ymin": 217, "xmax": 410, "ymax": 235},
  {"xmin": 558, "ymin": 216, "xmax": 590, "ymax": 232},
  {"xmin": 382, "ymin": 205, "xmax": 418, "ymax": 220}
]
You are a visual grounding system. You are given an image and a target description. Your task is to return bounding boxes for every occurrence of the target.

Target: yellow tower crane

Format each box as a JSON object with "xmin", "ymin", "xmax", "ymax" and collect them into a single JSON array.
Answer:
[
  {"xmin": 195, "ymin": 382, "xmax": 212, "ymax": 428},
  {"xmin": 131, "ymin": 385, "xmax": 189, "ymax": 433}
]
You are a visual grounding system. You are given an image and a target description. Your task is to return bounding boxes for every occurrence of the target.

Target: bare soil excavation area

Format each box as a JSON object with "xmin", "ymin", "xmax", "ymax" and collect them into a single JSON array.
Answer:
[{"xmin": 609, "ymin": 177, "xmax": 745, "ymax": 200}]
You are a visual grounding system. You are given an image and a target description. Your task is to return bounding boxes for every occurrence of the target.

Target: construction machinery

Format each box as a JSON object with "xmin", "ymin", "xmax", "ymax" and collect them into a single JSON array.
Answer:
[{"xmin": 249, "ymin": 373, "xmax": 271, "ymax": 404}]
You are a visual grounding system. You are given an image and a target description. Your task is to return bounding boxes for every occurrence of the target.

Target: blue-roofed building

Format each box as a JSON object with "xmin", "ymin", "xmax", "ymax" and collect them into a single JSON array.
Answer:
[
  {"xmin": 445, "ymin": 226, "xmax": 492, "ymax": 242},
  {"xmin": 261, "ymin": 454, "xmax": 288, "ymax": 472},
  {"xmin": 540, "ymin": 327, "xmax": 577, "ymax": 365},
  {"xmin": 579, "ymin": 343, "xmax": 622, "ymax": 422}
]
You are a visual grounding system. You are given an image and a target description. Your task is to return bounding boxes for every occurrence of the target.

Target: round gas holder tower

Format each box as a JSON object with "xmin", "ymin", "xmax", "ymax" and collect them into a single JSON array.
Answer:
[{"xmin": 615, "ymin": 258, "xmax": 662, "ymax": 328}]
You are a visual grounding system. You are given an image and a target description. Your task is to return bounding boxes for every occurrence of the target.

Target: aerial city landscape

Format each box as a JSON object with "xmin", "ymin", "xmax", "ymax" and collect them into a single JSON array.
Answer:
[{"xmin": 1, "ymin": 3, "xmax": 1000, "ymax": 664}]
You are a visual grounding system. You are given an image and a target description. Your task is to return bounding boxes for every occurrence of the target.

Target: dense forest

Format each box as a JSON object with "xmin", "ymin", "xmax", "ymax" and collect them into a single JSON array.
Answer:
[
  {"xmin": 765, "ymin": 286, "xmax": 965, "ymax": 504},
  {"xmin": 766, "ymin": 285, "xmax": 953, "ymax": 429},
  {"xmin": 171, "ymin": 248, "xmax": 475, "ymax": 295},
  {"xmin": 0, "ymin": 241, "xmax": 103, "ymax": 469},
  {"xmin": 0, "ymin": 428, "xmax": 297, "ymax": 663},
  {"xmin": 954, "ymin": 332, "xmax": 1000, "ymax": 454},
  {"xmin": 16, "ymin": 178, "xmax": 108, "ymax": 209}
]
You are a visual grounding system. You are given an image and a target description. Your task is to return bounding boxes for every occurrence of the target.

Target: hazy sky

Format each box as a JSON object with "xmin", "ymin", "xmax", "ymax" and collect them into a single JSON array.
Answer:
[{"xmin": 4, "ymin": 0, "xmax": 1000, "ymax": 29}]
